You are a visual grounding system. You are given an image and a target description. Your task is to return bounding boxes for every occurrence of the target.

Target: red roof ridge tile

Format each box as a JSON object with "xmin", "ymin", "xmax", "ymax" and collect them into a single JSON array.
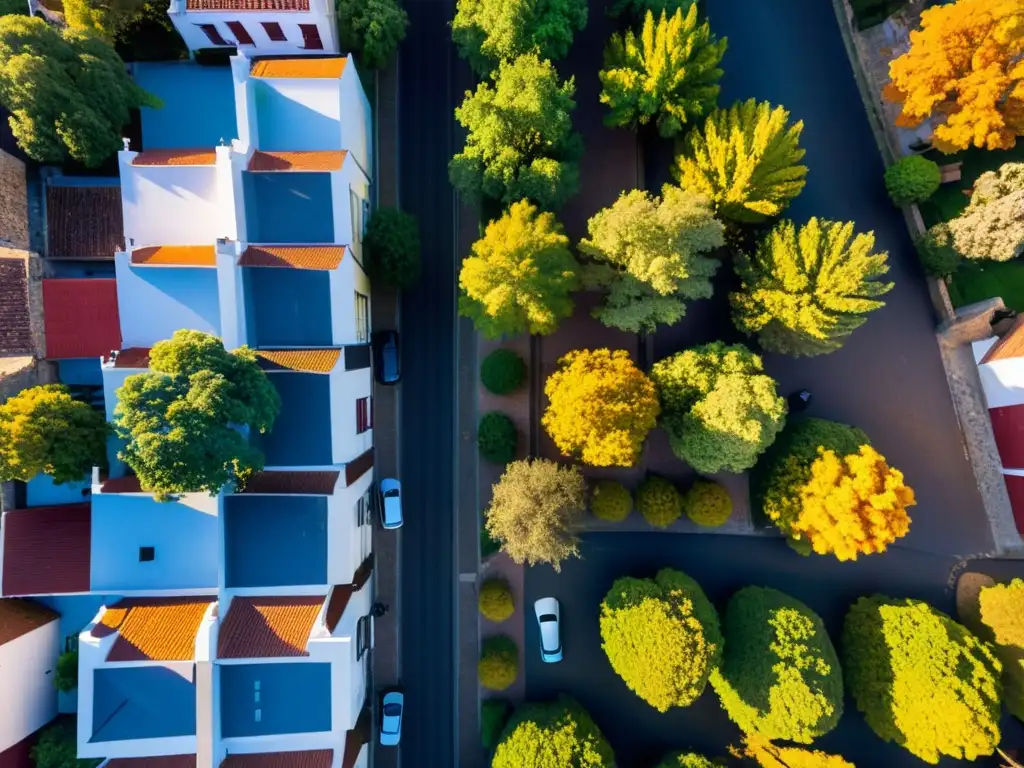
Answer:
[
  {"xmin": 42, "ymin": 278, "xmax": 121, "ymax": 359},
  {"xmin": 250, "ymin": 58, "xmax": 346, "ymax": 79},
  {"xmin": 238, "ymin": 244, "xmax": 345, "ymax": 270},
  {"xmin": 217, "ymin": 595, "xmax": 324, "ymax": 659},
  {"xmin": 110, "ymin": 347, "xmax": 151, "ymax": 369},
  {"xmin": 46, "ymin": 185, "xmax": 123, "ymax": 260},
  {"xmin": 247, "ymin": 150, "xmax": 346, "ymax": 172},
  {"xmin": 131, "ymin": 245, "xmax": 217, "ymax": 267},
  {"xmin": 133, "ymin": 149, "xmax": 217, "ymax": 167},
  {"xmin": 239, "ymin": 470, "xmax": 340, "ymax": 495},
  {"xmin": 187, "ymin": 0, "xmax": 308, "ymax": 10}
]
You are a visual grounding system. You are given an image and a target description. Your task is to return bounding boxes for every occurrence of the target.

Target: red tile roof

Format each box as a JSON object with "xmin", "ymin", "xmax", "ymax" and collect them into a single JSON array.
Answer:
[
  {"xmin": 93, "ymin": 597, "xmax": 214, "ymax": 661},
  {"xmin": 133, "ymin": 149, "xmax": 217, "ymax": 167},
  {"xmin": 187, "ymin": 0, "xmax": 308, "ymax": 9},
  {"xmin": 106, "ymin": 758, "xmax": 197, "ymax": 768},
  {"xmin": 991, "ymin": 404, "xmax": 1024, "ymax": 470},
  {"xmin": 240, "ymin": 471, "xmax": 339, "ymax": 495},
  {"xmin": 982, "ymin": 315, "xmax": 1024, "ymax": 364},
  {"xmin": 42, "ymin": 278, "xmax": 121, "ymax": 359},
  {"xmin": 2, "ymin": 504, "xmax": 91, "ymax": 596},
  {"xmin": 247, "ymin": 151, "xmax": 346, "ymax": 172},
  {"xmin": 46, "ymin": 185, "xmax": 123, "ymax": 260},
  {"xmin": 0, "ymin": 255, "xmax": 32, "ymax": 355},
  {"xmin": 250, "ymin": 58, "xmax": 346, "ymax": 79},
  {"xmin": 217, "ymin": 595, "xmax": 323, "ymax": 658},
  {"xmin": 238, "ymin": 245, "xmax": 345, "ymax": 270},
  {"xmin": 111, "ymin": 347, "xmax": 151, "ymax": 369},
  {"xmin": 221, "ymin": 752, "xmax": 332, "ymax": 768},
  {"xmin": 0, "ymin": 598, "xmax": 59, "ymax": 646},
  {"xmin": 131, "ymin": 246, "xmax": 217, "ymax": 267},
  {"xmin": 255, "ymin": 349, "xmax": 340, "ymax": 373}
]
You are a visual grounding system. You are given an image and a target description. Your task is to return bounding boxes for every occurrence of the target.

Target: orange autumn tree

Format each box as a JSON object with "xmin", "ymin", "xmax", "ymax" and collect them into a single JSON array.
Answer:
[
  {"xmin": 885, "ymin": 0, "xmax": 1024, "ymax": 152},
  {"xmin": 542, "ymin": 348, "xmax": 660, "ymax": 467}
]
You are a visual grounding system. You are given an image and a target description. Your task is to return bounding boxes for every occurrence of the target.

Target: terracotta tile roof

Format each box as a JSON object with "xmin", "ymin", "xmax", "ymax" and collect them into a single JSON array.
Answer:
[
  {"xmin": 46, "ymin": 185, "xmax": 123, "ymax": 260},
  {"xmin": 255, "ymin": 348, "xmax": 340, "ymax": 373},
  {"xmin": 982, "ymin": 315, "xmax": 1024, "ymax": 364},
  {"xmin": 250, "ymin": 58, "xmax": 346, "ymax": 79},
  {"xmin": 111, "ymin": 347, "xmax": 151, "ymax": 369},
  {"xmin": 42, "ymin": 278, "xmax": 121, "ymax": 359},
  {"xmin": 2, "ymin": 504, "xmax": 91, "ymax": 596},
  {"xmin": 133, "ymin": 149, "xmax": 217, "ymax": 167},
  {"xmin": 0, "ymin": 255, "xmax": 31, "ymax": 355},
  {"xmin": 187, "ymin": 0, "xmax": 307, "ymax": 9},
  {"xmin": 240, "ymin": 471, "xmax": 340, "ymax": 495},
  {"xmin": 221, "ymin": 751, "xmax": 332, "ymax": 768},
  {"xmin": 217, "ymin": 595, "xmax": 323, "ymax": 659},
  {"xmin": 247, "ymin": 150, "xmax": 346, "ymax": 172},
  {"xmin": 0, "ymin": 598, "xmax": 58, "ymax": 646},
  {"xmin": 238, "ymin": 245, "xmax": 345, "ymax": 270},
  {"xmin": 106, "ymin": 758, "xmax": 197, "ymax": 768},
  {"xmin": 92, "ymin": 597, "xmax": 213, "ymax": 662},
  {"xmin": 131, "ymin": 245, "xmax": 217, "ymax": 267}
]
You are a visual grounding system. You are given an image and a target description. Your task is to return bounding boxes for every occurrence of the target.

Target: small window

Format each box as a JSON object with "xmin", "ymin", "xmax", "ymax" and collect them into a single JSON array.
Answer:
[
  {"xmin": 355, "ymin": 496, "xmax": 366, "ymax": 526},
  {"xmin": 356, "ymin": 396, "xmax": 372, "ymax": 434},
  {"xmin": 139, "ymin": 546, "xmax": 155, "ymax": 562},
  {"xmin": 361, "ymin": 199, "xmax": 372, "ymax": 238},
  {"xmin": 299, "ymin": 23, "xmax": 323, "ymax": 50},
  {"xmin": 226, "ymin": 21, "xmax": 254, "ymax": 45},
  {"xmin": 355, "ymin": 292, "xmax": 370, "ymax": 343},
  {"xmin": 197, "ymin": 23, "xmax": 228, "ymax": 46},
  {"xmin": 261, "ymin": 21, "xmax": 286, "ymax": 42},
  {"xmin": 356, "ymin": 616, "xmax": 372, "ymax": 660}
]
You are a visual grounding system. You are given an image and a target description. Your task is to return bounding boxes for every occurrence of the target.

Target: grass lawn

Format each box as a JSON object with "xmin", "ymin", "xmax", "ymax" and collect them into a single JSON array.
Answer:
[
  {"xmin": 948, "ymin": 260, "xmax": 1024, "ymax": 312},
  {"xmin": 919, "ymin": 143, "xmax": 1024, "ymax": 228}
]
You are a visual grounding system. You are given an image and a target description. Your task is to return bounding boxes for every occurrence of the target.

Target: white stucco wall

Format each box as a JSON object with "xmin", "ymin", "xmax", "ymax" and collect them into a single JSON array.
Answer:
[
  {"xmin": 167, "ymin": 2, "xmax": 339, "ymax": 56},
  {"xmin": 325, "ymin": 580, "xmax": 370, "ymax": 733},
  {"xmin": 253, "ymin": 79, "xmax": 341, "ymax": 152},
  {"xmin": 0, "ymin": 619, "xmax": 59, "ymax": 752},
  {"xmin": 216, "ymin": 245, "xmax": 248, "ymax": 351},
  {"xmin": 326, "ymin": 470, "xmax": 373, "ymax": 586},
  {"xmin": 338, "ymin": 61, "xmax": 372, "ymax": 178},
  {"xmin": 329, "ymin": 247, "xmax": 370, "ymax": 345},
  {"xmin": 978, "ymin": 359, "xmax": 1024, "ymax": 409},
  {"xmin": 329, "ymin": 367, "xmax": 372, "ymax": 466}
]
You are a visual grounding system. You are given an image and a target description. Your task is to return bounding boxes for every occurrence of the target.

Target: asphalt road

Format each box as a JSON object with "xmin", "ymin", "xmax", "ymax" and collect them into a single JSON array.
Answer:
[{"xmin": 397, "ymin": 0, "xmax": 458, "ymax": 761}]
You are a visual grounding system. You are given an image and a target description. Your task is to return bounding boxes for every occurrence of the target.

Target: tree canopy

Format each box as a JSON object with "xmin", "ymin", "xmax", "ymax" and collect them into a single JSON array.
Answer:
[
  {"xmin": 731, "ymin": 218, "xmax": 893, "ymax": 357},
  {"xmin": 948, "ymin": 162, "xmax": 1024, "ymax": 261},
  {"xmin": 674, "ymin": 99, "xmax": 807, "ymax": 223},
  {"xmin": 0, "ymin": 384, "xmax": 108, "ymax": 485},
  {"xmin": 843, "ymin": 595, "xmax": 1002, "ymax": 764},
  {"xmin": 61, "ymin": 0, "xmax": 146, "ymax": 39},
  {"xmin": 458, "ymin": 199, "xmax": 579, "ymax": 338},
  {"xmin": 543, "ymin": 348, "xmax": 660, "ymax": 467},
  {"xmin": 336, "ymin": 0, "xmax": 408, "ymax": 69},
  {"xmin": 0, "ymin": 17, "xmax": 159, "ymax": 166},
  {"xmin": 452, "ymin": 0, "xmax": 587, "ymax": 77},
  {"xmin": 491, "ymin": 696, "xmax": 616, "ymax": 768},
  {"xmin": 607, "ymin": 0, "xmax": 692, "ymax": 21},
  {"xmin": 364, "ymin": 206, "xmax": 421, "ymax": 289},
  {"xmin": 600, "ymin": 568, "xmax": 722, "ymax": 712},
  {"xmin": 885, "ymin": 0, "xmax": 1024, "ymax": 152},
  {"xmin": 450, "ymin": 54, "xmax": 582, "ymax": 210},
  {"xmin": 650, "ymin": 342, "xmax": 786, "ymax": 474},
  {"xmin": 484, "ymin": 458, "xmax": 586, "ymax": 571},
  {"xmin": 654, "ymin": 754, "xmax": 716, "ymax": 768},
  {"xmin": 578, "ymin": 185, "xmax": 723, "ymax": 334},
  {"xmin": 736, "ymin": 736, "xmax": 855, "ymax": 768},
  {"xmin": 599, "ymin": 6, "xmax": 726, "ymax": 138},
  {"xmin": 710, "ymin": 586, "xmax": 843, "ymax": 743},
  {"xmin": 114, "ymin": 330, "xmax": 281, "ymax": 499},
  {"xmin": 978, "ymin": 579, "xmax": 1024, "ymax": 723}
]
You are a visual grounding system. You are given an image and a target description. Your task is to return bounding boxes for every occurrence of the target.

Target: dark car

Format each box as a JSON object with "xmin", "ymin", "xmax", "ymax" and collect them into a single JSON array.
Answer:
[{"xmin": 373, "ymin": 330, "xmax": 400, "ymax": 384}]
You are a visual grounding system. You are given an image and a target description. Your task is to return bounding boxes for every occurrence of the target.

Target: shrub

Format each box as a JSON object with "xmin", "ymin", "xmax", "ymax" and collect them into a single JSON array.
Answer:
[
  {"xmin": 54, "ymin": 650, "xmax": 78, "ymax": 692},
  {"xmin": 978, "ymin": 579, "xmax": 1024, "ymax": 723},
  {"xmin": 336, "ymin": 0, "xmax": 408, "ymax": 69},
  {"xmin": 364, "ymin": 207, "xmax": 421, "ymax": 289},
  {"xmin": 948, "ymin": 162, "xmax": 1024, "ymax": 262},
  {"xmin": 481, "ymin": 698, "xmax": 511, "ymax": 751},
  {"xmin": 884, "ymin": 155, "xmax": 941, "ymax": 205},
  {"xmin": 654, "ymin": 754, "xmax": 716, "ymax": 768},
  {"xmin": 842, "ymin": 595, "xmax": 1001, "ymax": 763},
  {"xmin": 492, "ymin": 695, "xmax": 615, "ymax": 768},
  {"xmin": 636, "ymin": 475, "xmax": 682, "ymax": 528},
  {"xmin": 684, "ymin": 480, "xmax": 731, "ymax": 527},
  {"xmin": 591, "ymin": 480, "xmax": 632, "ymax": 522},
  {"xmin": 600, "ymin": 568, "xmax": 722, "ymax": 711},
  {"xmin": 31, "ymin": 721, "xmax": 102, "ymax": 768},
  {"xmin": 710, "ymin": 586, "xmax": 843, "ymax": 743},
  {"xmin": 480, "ymin": 349, "xmax": 526, "ymax": 395},
  {"xmin": 478, "ymin": 412, "xmax": 517, "ymax": 464},
  {"xmin": 737, "ymin": 735, "xmax": 855, "ymax": 768},
  {"xmin": 914, "ymin": 223, "xmax": 962, "ymax": 279},
  {"xmin": 479, "ymin": 578, "xmax": 515, "ymax": 623},
  {"xmin": 479, "ymin": 635, "xmax": 519, "ymax": 691}
]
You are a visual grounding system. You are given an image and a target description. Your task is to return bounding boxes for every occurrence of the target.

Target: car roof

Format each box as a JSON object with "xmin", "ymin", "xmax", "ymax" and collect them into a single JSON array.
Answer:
[
  {"xmin": 380, "ymin": 477, "xmax": 401, "ymax": 491},
  {"xmin": 382, "ymin": 690, "xmax": 403, "ymax": 705}
]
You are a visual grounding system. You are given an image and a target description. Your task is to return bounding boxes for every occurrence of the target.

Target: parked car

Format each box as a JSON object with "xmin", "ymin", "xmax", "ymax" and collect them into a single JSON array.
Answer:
[
  {"xmin": 533, "ymin": 597, "xmax": 562, "ymax": 663},
  {"xmin": 379, "ymin": 690, "xmax": 404, "ymax": 746},
  {"xmin": 380, "ymin": 478, "xmax": 403, "ymax": 529},
  {"xmin": 373, "ymin": 330, "xmax": 401, "ymax": 385}
]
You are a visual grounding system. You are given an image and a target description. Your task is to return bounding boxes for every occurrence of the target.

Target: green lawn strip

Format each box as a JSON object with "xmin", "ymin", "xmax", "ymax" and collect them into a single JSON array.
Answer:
[{"xmin": 949, "ymin": 260, "xmax": 1024, "ymax": 312}]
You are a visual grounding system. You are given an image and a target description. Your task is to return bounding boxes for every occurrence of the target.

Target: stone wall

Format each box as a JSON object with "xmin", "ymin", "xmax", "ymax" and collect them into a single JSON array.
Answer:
[{"xmin": 0, "ymin": 150, "xmax": 28, "ymax": 251}]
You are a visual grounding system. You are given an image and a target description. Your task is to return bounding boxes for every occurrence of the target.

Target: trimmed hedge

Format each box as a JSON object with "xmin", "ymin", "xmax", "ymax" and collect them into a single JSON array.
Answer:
[
  {"xmin": 481, "ymin": 698, "xmax": 511, "ymax": 751},
  {"xmin": 914, "ymin": 223, "xmax": 962, "ymax": 279},
  {"xmin": 481, "ymin": 349, "xmax": 526, "ymax": 395},
  {"xmin": 978, "ymin": 579, "xmax": 1024, "ymax": 723},
  {"xmin": 591, "ymin": 480, "xmax": 632, "ymax": 522},
  {"xmin": 478, "ymin": 635, "xmax": 519, "ymax": 691},
  {"xmin": 884, "ymin": 155, "xmax": 940, "ymax": 206},
  {"xmin": 684, "ymin": 480, "xmax": 732, "ymax": 527},
  {"xmin": 636, "ymin": 475, "xmax": 681, "ymax": 528},
  {"xmin": 479, "ymin": 577, "xmax": 515, "ymax": 623},
  {"xmin": 478, "ymin": 412, "xmax": 517, "ymax": 464},
  {"xmin": 492, "ymin": 695, "xmax": 615, "ymax": 768}
]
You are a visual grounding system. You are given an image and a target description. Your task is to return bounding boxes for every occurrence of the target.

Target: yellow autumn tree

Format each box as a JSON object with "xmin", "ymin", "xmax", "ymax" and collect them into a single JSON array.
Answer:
[
  {"xmin": 885, "ymin": 0, "xmax": 1024, "ymax": 152},
  {"xmin": 542, "ymin": 348, "xmax": 660, "ymax": 467}
]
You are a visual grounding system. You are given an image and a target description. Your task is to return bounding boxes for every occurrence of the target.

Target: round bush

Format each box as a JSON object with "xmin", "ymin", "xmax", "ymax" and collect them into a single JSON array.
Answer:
[
  {"xmin": 842, "ymin": 595, "xmax": 1001, "ymax": 763},
  {"xmin": 636, "ymin": 476, "xmax": 682, "ymax": 528},
  {"xmin": 884, "ymin": 155, "xmax": 941, "ymax": 206},
  {"xmin": 591, "ymin": 480, "xmax": 632, "ymax": 522},
  {"xmin": 478, "ymin": 412, "xmax": 517, "ymax": 464},
  {"xmin": 684, "ymin": 480, "xmax": 732, "ymax": 527},
  {"xmin": 914, "ymin": 223, "xmax": 962, "ymax": 278},
  {"xmin": 481, "ymin": 348, "xmax": 526, "ymax": 395},
  {"xmin": 600, "ymin": 568, "xmax": 722, "ymax": 712},
  {"xmin": 492, "ymin": 695, "xmax": 615, "ymax": 768},
  {"xmin": 478, "ymin": 577, "xmax": 515, "ymax": 623},
  {"xmin": 978, "ymin": 579, "xmax": 1024, "ymax": 724},
  {"xmin": 710, "ymin": 586, "xmax": 843, "ymax": 743},
  {"xmin": 478, "ymin": 635, "xmax": 519, "ymax": 691}
]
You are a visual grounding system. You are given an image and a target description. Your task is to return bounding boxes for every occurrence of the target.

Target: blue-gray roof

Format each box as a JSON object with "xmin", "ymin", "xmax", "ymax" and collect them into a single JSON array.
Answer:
[
  {"xmin": 133, "ymin": 62, "xmax": 237, "ymax": 149},
  {"xmin": 91, "ymin": 666, "xmax": 197, "ymax": 742},
  {"xmin": 244, "ymin": 268, "xmax": 333, "ymax": 348},
  {"xmin": 251, "ymin": 373, "xmax": 333, "ymax": 467},
  {"xmin": 243, "ymin": 172, "xmax": 334, "ymax": 244},
  {"xmin": 220, "ymin": 662, "xmax": 332, "ymax": 738}
]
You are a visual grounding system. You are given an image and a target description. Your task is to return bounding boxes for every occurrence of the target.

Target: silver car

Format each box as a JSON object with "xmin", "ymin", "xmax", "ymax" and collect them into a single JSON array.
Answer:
[
  {"xmin": 533, "ymin": 597, "xmax": 562, "ymax": 663},
  {"xmin": 380, "ymin": 478, "xmax": 402, "ymax": 529}
]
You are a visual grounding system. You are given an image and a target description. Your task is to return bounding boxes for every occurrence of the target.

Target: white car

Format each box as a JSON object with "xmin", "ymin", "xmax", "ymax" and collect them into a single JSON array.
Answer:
[
  {"xmin": 379, "ymin": 690, "xmax": 403, "ymax": 746},
  {"xmin": 533, "ymin": 597, "xmax": 562, "ymax": 663},
  {"xmin": 380, "ymin": 478, "xmax": 402, "ymax": 529}
]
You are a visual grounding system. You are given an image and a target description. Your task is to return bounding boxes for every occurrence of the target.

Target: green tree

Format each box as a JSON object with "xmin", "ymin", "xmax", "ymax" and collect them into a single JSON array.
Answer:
[
  {"xmin": 674, "ymin": 99, "xmax": 807, "ymax": 223},
  {"xmin": 654, "ymin": 754, "xmax": 716, "ymax": 768},
  {"xmin": 492, "ymin": 695, "xmax": 615, "ymax": 768},
  {"xmin": 600, "ymin": 568, "xmax": 722, "ymax": 711},
  {"xmin": 731, "ymin": 218, "xmax": 893, "ymax": 357},
  {"xmin": 0, "ymin": 0, "xmax": 28, "ymax": 16},
  {"xmin": 481, "ymin": 698, "xmax": 511, "ymax": 751},
  {"xmin": 650, "ymin": 342, "xmax": 786, "ymax": 473},
  {"xmin": 364, "ymin": 207, "xmax": 421, "ymax": 289},
  {"xmin": 710, "ymin": 586, "xmax": 843, "ymax": 743},
  {"xmin": 336, "ymin": 0, "xmax": 408, "ymax": 69},
  {"xmin": 883, "ymin": 154, "xmax": 941, "ymax": 206},
  {"xmin": 54, "ymin": 649, "xmax": 78, "ymax": 692},
  {"xmin": 452, "ymin": 0, "xmax": 587, "ymax": 77},
  {"xmin": 62, "ymin": 0, "xmax": 146, "ymax": 40},
  {"xmin": 948, "ymin": 162, "xmax": 1024, "ymax": 261},
  {"xmin": 114, "ymin": 330, "xmax": 281, "ymax": 499},
  {"xmin": 599, "ymin": 6, "xmax": 726, "ymax": 137},
  {"xmin": 978, "ymin": 579, "xmax": 1024, "ymax": 723},
  {"xmin": 607, "ymin": 0, "xmax": 693, "ymax": 21},
  {"xmin": 0, "ymin": 384, "xmax": 108, "ymax": 484},
  {"xmin": 0, "ymin": 17, "xmax": 159, "ymax": 166},
  {"xmin": 31, "ymin": 721, "xmax": 101, "ymax": 768},
  {"xmin": 843, "ymin": 595, "xmax": 1002, "ymax": 764},
  {"xmin": 450, "ymin": 54, "xmax": 582, "ymax": 210},
  {"xmin": 914, "ymin": 222, "xmax": 962, "ymax": 278},
  {"xmin": 484, "ymin": 458, "xmax": 586, "ymax": 571},
  {"xmin": 459, "ymin": 199, "xmax": 580, "ymax": 338},
  {"xmin": 735, "ymin": 735, "xmax": 855, "ymax": 768},
  {"xmin": 578, "ymin": 185, "xmax": 723, "ymax": 333}
]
